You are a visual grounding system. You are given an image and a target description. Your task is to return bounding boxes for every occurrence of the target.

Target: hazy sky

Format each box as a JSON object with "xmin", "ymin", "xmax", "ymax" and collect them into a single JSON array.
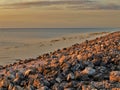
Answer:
[{"xmin": 0, "ymin": 0, "xmax": 120, "ymax": 28}]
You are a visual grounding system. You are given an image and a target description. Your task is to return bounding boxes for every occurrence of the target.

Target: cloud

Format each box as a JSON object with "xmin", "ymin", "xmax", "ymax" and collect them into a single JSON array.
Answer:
[{"xmin": 0, "ymin": 0, "xmax": 120, "ymax": 10}]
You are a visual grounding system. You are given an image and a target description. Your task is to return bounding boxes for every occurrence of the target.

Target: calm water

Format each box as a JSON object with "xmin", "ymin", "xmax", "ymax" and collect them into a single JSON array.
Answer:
[{"xmin": 0, "ymin": 28, "xmax": 119, "ymax": 39}]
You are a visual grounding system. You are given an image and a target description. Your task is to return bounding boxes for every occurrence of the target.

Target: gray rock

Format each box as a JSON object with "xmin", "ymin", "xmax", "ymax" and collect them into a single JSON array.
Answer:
[
  {"xmin": 8, "ymin": 74, "xmax": 15, "ymax": 80},
  {"xmin": 84, "ymin": 61, "xmax": 94, "ymax": 68},
  {"xmin": 12, "ymin": 85, "xmax": 23, "ymax": 90},
  {"xmin": 71, "ymin": 63, "xmax": 83, "ymax": 71},
  {"xmin": 39, "ymin": 86, "xmax": 49, "ymax": 90},
  {"xmin": 43, "ymin": 80, "xmax": 50, "ymax": 87},
  {"xmin": 0, "ymin": 87, "xmax": 7, "ymax": 90},
  {"xmin": 27, "ymin": 85, "xmax": 35, "ymax": 90},
  {"xmin": 82, "ymin": 67, "xmax": 96, "ymax": 75},
  {"xmin": 56, "ymin": 77, "xmax": 62, "ymax": 83},
  {"xmin": 98, "ymin": 66, "xmax": 107, "ymax": 73},
  {"xmin": 16, "ymin": 72, "xmax": 24, "ymax": 79}
]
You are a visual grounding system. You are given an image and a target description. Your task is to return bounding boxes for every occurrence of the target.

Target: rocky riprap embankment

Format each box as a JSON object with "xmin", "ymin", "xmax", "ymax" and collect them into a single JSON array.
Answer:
[{"xmin": 0, "ymin": 31, "xmax": 120, "ymax": 90}]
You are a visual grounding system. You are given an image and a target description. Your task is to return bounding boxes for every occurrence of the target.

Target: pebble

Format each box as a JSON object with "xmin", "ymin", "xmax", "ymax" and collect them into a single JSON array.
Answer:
[
  {"xmin": 110, "ymin": 71, "xmax": 120, "ymax": 82},
  {"xmin": 8, "ymin": 83, "xmax": 14, "ymax": 90},
  {"xmin": 67, "ymin": 73, "xmax": 75, "ymax": 81},
  {"xmin": 13, "ymin": 77, "xmax": 21, "ymax": 85},
  {"xmin": 82, "ymin": 67, "xmax": 96, "ymax": 75},
  {"xmin": 56, "ymin": 77, "xmax": 62, "ymax": 83},
  {"xmin": 24, "ymin": 69, "xmax": 32, "ymax": 76},
  {"xmin": 59, "ymin": 56, "xmax": 66, "ymax": 65},
  {"xmin": 0, "ymin": 78, "xmax": 10, "ymax": 88},
  {"xmin": 12, "ymin": 85, "xmax": 23, "ymax": 90},
  {"xmin": 40, "ymin": 86, "xmax": 49, "ymax": 90}
]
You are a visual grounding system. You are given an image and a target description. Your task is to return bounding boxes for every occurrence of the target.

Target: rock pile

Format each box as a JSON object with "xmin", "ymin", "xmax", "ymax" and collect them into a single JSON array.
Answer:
[{"xmin": 0, "ymin": 31, "xmax": 120, "ymax": 90}]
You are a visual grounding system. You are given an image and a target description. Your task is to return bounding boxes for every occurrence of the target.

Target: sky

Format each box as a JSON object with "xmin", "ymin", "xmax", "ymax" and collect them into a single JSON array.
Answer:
[{"xmin": 0, "ymin": 0, "xmax": 120, "ymax": 28}]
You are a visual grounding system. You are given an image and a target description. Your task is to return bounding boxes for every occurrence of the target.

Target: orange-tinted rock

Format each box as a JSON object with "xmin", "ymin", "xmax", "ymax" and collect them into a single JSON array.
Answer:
[
  {"xmin": 0, "ymin": 78, "xmax": 10, "ymax": 88},
  {"xmin": 59, "ymin": 56, "xmax": 66, "ymax": 64},
  {"xmin": 112, "ymin": 88, "xmax": 120, "ymax": 90},
  {"xmin": 82, "ymin": 67, "xmax": 96, "ymax": 75},
  {"xmin": 33, "ymin": 79, "xmax": 40, "ymax": 88},
  {"xmin": 110, "ymin": 71, "xmax": 120, "ymax": 82}
]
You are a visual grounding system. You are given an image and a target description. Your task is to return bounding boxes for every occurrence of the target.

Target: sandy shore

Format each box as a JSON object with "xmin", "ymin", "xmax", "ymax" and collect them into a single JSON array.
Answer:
[{"xmin": 0, "ymin": 32, "xmax": 109, "ymax": 65}]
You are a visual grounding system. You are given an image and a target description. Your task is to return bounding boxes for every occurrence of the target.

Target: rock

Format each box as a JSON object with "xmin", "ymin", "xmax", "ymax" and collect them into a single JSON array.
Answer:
[
  {"xmin": 43, "ymin": 80, "xmax": 50, "ymax": 87},
  {"xmin": 33, "ymin": 79, "xmax": 40, "ymax": 88},
  {"xmin": 71, "ymin": 63, "xmax": 84, "ymax": 71},
  {"xmin": 64, "ymin": 88, "xmax": 74, "ymax": 90},
  {"xmin": 27, "ymin": 85, "xmax": 35, "ymax": 90},
  {"xmin": 82, "ymin": 85, "xmax": 97, "ymax": 90},
  {"xmin": 13, "ymin": 78, "xmax": 21, "ymax": 85},
  {"xmin": 38, "ymin": 66, "xmax": 44, "ymax": 73},
  {"xmin": 12, "ymin": 86, "xmax": 23, "ymax": 90},
  {"xmin": 24, "ymin": 68, "xmax": 37, "ymax": 76},
  {"xmin": 59, "ymin": 56, "xmax": 66, "ymax": 65},
  {"xmin": 82, "ymin": 67, "xmax": 96, "ymax": 75},
  {"xmin": 92, "ymin": 59, "xmax": 101, "ymax": 66},
  {"xmin": 0, "ymin": 78, "xmax": 10, "ymax": 88},
  {"xmin": 40, "ymin": 86, "xmax": 49, "ymax": 90},
  {"xmin": 112, "ymin": 88, "xmax": 120, "ymax": 90},
  {"xmin": 91, "ymin": 81, "xmax": 111, "ymax": 89},
  {"xmin": 16, "ymin": 72, "xmax": 24, "ymax": 79},
  {"xmin": 94, "ymin": 73, "xmax": 103, "ymax": 81},
  {"xmin": 83, "ymin": 61, "xmax": 94, "ymax": 68},
  {"xmin": 0, "ymin": 65, "xmax": 3, "ymax": 70},
  {"xmin": 110, "ymin": 71, "xmax": 120, "ymax": 82},
  {"xmin": 20, "ymin": 80, "xmax": 27, "ymax": 87},
  {"xmin": 8, "ymin": 83, "xmax": 14, "ymax": 90},
  {"xmin": 77, "ymin": 55, "xmax": 82, "ymax": 60},
  {"xmin": 75, "ymin": 71, "xmax": 81, "ymax": 80},
  {"xmin": 56, "ymin": 77, "xmax": 62, "ymax": 83},
  {"xmin": 24, "ymin": 69, "xmax": 32, "ymax": 76},
  {"xmin": 67, "ymin": 73, "xmax": 75, "ymax": 81},
  {"xmin": 75, "ymin": 71, "xmax": 90, "ymax": 81},
  {"xmin": 8, "ymin": 74, "xmax": 15, "ymax": 80},
  {"xmin": 0, "ymin": 87, "xmax": 7, "ymax": 90},
  {"xmin": 98, "ymin": 66, "xmax": 107, "ymax": 73},
  {"xmin": 53, "ymin": 83, "xmax": 64, "ymax": 90}
]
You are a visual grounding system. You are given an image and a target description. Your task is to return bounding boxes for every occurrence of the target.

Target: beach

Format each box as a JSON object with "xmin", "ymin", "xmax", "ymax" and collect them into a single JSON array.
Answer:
[
  {"xmin": 0, "ymin": 0, "xmax": 120, "ymax": 89},
  {"xmin": 0, "ymin": 30, "xmax": 109, "ymax": 65},
  {"xmin": 0, "ymin": 31, "xmax": 119, "ymax": 90}
]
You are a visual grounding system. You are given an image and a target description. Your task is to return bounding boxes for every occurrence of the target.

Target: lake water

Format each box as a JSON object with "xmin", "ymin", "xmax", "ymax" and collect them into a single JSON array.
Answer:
[{"xmin": 0, "ymin": 28, "xmax": 119, "ymax": 39}]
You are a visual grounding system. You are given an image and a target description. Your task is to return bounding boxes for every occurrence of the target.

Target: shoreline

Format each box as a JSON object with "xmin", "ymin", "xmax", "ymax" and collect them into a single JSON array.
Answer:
[
  {"xmin": 0, "ymin": 31, "xmax": 109, "ymax": 66},
  {"xmin": 0, "ymin": 31, "xmax": 119, "ymax": 90},
  {"xmin": 0, "ymin": 31, "xmax": 120, "ymax": 90}
]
